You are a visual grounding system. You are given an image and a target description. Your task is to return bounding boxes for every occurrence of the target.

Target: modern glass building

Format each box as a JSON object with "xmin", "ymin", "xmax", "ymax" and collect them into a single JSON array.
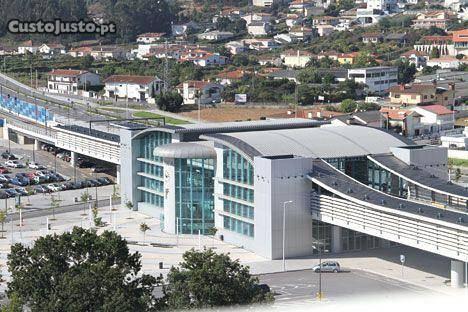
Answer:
[{"xmin": 119, "ymin": 119, "xmax": 468, "ymax": 281}]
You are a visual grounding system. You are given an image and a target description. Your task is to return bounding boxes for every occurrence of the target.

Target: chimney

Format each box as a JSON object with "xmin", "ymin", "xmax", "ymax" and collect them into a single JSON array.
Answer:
[
  {"xmin": 448, "ymin": 82, "xmax": 455, "ymax": 90},
  {"xmin": 399, "ymin": 84, "xmax": 405, "ymax": 91}
]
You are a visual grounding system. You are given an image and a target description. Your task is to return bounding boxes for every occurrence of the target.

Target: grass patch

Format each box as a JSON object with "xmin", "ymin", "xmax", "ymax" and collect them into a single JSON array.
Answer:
[
  {"xmin": 449, "ymin": 158, "xmax": 468, "ymax": 168},
  {"xmin": 133, "ymin": 111, "xmax": 190, "ymax": 125}
]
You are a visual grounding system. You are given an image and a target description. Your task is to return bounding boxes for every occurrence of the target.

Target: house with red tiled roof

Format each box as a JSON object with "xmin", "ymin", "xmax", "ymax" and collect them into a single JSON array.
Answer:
[
  {"xmin": 47, "ymin": 69, "xmax": 100, "ymax": 95},
  {"xmin": 380, "ymin": 107, "xmax": 424, "ymax": 137},
  {"xmin": 399, "ymin": 49, "xmax": 429, "ymax": 69},
  {"xmin": 180, "ymin": 49, "xmax": 228, "ymax": 67},
  {"xmin": 103, "ymin": 75, "xmax": 163, "ymax": 102},
  {"xmin": 361, "ymin": 32, "xmax": 383, "ymax": 44},
  {"xmin": 215, "ymin": 69, "xmax": 250, "ymax": 85},
  {"xmin": 412, "ymin": 105, "xmax": 455, "ymax": 132},
  {"xmin": 176, "ymin": 80, "xmax": 224, "ymax": 105},
  {"xmin": 388, "ymin": 83, "xmax": 455, "ymax": 107}
]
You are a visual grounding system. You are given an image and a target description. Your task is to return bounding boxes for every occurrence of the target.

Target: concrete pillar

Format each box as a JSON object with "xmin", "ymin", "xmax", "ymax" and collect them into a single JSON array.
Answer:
[
  {"xmin": 70, "ymin": 151, "xmax": 77, "ymax": 167},
  {"xmin": 34, "ymin": 139, "xmax": 40, "ymax": 150},
  {"xmin": 2, "ymin": 122, "xmax": 8, "ymax": 140},
  {"xmin": 451, "ymin": 260, "xmax": 464, "ymax": 288},
  {"xmin": 17, "ymin": 134, "xmax": 25, "ymax": 145},
  {"xmin": 331, "ymin": 225, "xmax": 343, "ymax": 253},
  {"xmin": 116, "ymin": 164, "xmax": 121, "ymax": 185}
]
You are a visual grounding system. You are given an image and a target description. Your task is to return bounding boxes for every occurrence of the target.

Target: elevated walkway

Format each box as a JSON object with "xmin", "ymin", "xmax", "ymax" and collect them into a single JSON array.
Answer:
[{"xmin": 308, "ymin": 159, "xmax": 468, "ymax": 262}]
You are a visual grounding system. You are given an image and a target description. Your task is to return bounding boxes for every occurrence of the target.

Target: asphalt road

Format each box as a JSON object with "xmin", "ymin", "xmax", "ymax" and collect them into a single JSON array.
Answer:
[{"xmin": 258, "ymin": 269, "xmax": 430, "ymax": 303}]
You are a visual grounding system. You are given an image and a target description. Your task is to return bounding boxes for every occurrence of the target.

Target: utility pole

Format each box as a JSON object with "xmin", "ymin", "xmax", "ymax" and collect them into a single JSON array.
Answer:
[{"xmin": 163, "ymin": 40, "xmax": 170, "ymax": 93}]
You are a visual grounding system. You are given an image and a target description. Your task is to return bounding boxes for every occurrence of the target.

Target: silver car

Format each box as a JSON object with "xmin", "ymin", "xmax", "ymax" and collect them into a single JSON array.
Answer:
[{"xmin": 312, "ymin": 261, "xmax": 341, "ymax": 273}]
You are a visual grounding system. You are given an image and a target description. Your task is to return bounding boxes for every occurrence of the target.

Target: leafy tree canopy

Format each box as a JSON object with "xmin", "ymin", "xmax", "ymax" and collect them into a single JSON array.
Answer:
[
  {"xmin": 7, "ymin": 227, "xmax": 159, "ymax": 311},
  {"xmin": 156, "ymin": 91, "xmax": 183, "ymax": 113},
  {"xmin": 162, "ymin": 248, "xmax": 273, "ymax": 310}
]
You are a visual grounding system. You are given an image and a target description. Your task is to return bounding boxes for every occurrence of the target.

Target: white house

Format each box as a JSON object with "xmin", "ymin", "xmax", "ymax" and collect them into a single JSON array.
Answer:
[
  {"xmin": 177, "ymin": 81, "xmax": 224, "ymax": 105},
  {"xmin": 248, "ymin": 21, "xmax": 272, "ymax": 37},
  {"xmin": 252, "ymin": 0, "xmax": 280, "ymax": 7},
  {"xmin": 242, "ymin": 13, "xmax": 273, "ymax": 24},
  {"xmin": 441, "ymin": 126, "xmax": 468, "ymax": 149},
  {"xmin": 365, "ymin": 0, "xmax": 397, "ymax": 11},
  {"xmin": 38, "ymin": 43, "xmax": 66, "ymax": 55},
  {"xmin": 282, "ymin": 50, "xmax": 313, "ymax": 68},
  {"xmin": 47, "ymin": 69, "xmax": 100, "ymax": 95},
  {"xmin": 103, "ymin": 75, "xmax": 163, "ymax": 102},
  {"xmin": 225, "ymin": 41, "xmax": 247, "ymax": 54},
  {"xmin": 412, "ymin": 105, "xmax": 455, "ymax": 133},
  {"xmin": 348, "ymin": 66, "xmax": 399, "ymax": 94},
  {"xmin": 315, "ymin": 24, "xmax": 335, "ymax": 37},
  {"xmin": 172, "ymin": 22, "xmax": 199, "ymax": 37},
  {"xmin": 197, "ymin": 31, "xmax": 234, "ymax": 41},
  {"xmin": 245, "ymin": 38, "xmax": 280, "ymax": 51},
  {"xmin": 136, "ymin": 32, "xmax": 166, "ymax": 44},
  {"xmin": 90, "ymin": 45, "xmax": 127, "ymax": 61},
  {"xmin": 17, "ymin": 40, "xmax": 39, "ymax": 54},
  {"xmin": 427, "ymin": 56, "xmax": 468, "ymax": 69}
]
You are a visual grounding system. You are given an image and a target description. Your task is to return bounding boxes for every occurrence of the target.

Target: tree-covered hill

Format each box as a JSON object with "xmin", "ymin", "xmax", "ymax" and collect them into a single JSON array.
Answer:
[{"xmin": 0, "ymin": 0, "xmax": 177, "ymax": 43}]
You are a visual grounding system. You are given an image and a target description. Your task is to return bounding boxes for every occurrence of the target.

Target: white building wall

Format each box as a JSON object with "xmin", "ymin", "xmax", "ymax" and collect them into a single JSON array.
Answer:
[{"xmin": 253, "ymin": 156, "xmax": 315, "ymax": 259}]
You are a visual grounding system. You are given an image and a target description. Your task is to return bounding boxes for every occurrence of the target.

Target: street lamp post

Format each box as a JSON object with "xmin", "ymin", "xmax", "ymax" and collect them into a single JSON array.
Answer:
[
  {"xmin": 312, "ymin": 244, "xmax": 323, "ymax": 301},
  {"xmin": 282, "ymin": 200, "xmax": 293, "ymax": 272}
]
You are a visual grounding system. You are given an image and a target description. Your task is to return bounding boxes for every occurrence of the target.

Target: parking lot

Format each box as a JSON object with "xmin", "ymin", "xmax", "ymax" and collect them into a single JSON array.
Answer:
[{"xmin": 0, "ymin": 139, "xmax": 116, "ymax": 202}]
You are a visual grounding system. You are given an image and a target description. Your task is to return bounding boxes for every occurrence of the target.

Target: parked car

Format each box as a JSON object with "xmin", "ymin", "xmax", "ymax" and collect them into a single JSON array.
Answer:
[
  {"xmin": 0, "ymin": 191, "xmax": 9, "ymax": 199},
  {"xmin": 28, "ymin": 162, "xmax": 46, "ymax": 170},
  {"xmin": 47, "ymin": 183, "xmax": 62, "ymax": 192},
  {"xmin": 91, "ymin": 166, "xmax": 111, "ymax": 173},
  {"xmin": 1, "ymin": 152, "xmax": 16, "ymax": 160},
  {"xmin": 78, "ymin": 161, "xmax": 95, "ymax": 168},
  {"xmin": 312, "ymin": 261, "xmax": 341, "ymax": 273},
  {"xmin": 0, "ymin": 165, "xmax": 9, "ymax": 174},
  {"xmin": 0, "ymin": 175, "xmax": 9, "ymax": 183},
  {"xmin": 5, "ymin": 188, "xmax": 19, "ymax": 197},
  {"xmin": 5, "ymin": 160, "xmax": 24, "ymax": 168},
  {"xmin": 32, "ymin": 176, "xmax": 47, "ymax": 184},
  {"xmin": 15, "ymin": 187, "xmax": 29, "ymax": 196},
  {"xmin": 97, "ymin": 177, "xmax": 112, "ymax": 185},
  {"xmin": 33, "ymin": 185, "xmax": 48, "ymax": 193}
]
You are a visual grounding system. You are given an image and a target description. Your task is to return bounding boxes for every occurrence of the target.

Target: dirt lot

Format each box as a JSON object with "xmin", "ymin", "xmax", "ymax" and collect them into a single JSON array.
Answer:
[{"xmin": 179, "ymin": 104, "xmax": 289, "ymax": 122}]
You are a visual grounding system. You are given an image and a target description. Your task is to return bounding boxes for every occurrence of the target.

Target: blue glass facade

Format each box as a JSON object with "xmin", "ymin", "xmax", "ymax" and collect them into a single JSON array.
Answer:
[
  {"xmin": 175, "ymin": 158, "xmax": 215, "ymax": 234},
  {"xmin": 136, "ymin": 131, "xmax": 171, "ymax": 208},
  {"xmin": 221, "ymin": 149, "xmax": 255, "ymax": 238}
]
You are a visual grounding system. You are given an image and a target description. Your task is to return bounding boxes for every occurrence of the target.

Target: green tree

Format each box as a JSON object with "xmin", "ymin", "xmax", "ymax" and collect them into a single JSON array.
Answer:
[
  {"xmin": 396, "ymin": 60, "xmax": 417, "ymax": 84},
  {"xmin": 125, "ymin": 200, "xmax": 134, "ymax": 219},
  {"xmin": 80, "ymin": 55, "xmax": 94, "ymax": 69},
  {"xmin": 156, "ymin": 92, "xmax": 183, "ymax": 113},
  {"xmin": 1, "ymin": 291, "xmax": 23, "ymax": 312},
  {"xmin": 139, "ymin": 223, "xmax": 150, "ymax": 243},
  {"xmin": 80, "ymin": 190, "xmax": 91, "ymax": 216},
  {"xmin": 339, "ymin": 99, "xmax": 358, "ymax": 113},
  {"xmin": 162, "ymin": 249, "xmax": 273, "ymax": 309},
  {"xmin": 455, "ymin": 168, "xmax": 462, "ymax": 182},
  {"xmin": 92, "ymin": 206, "xmax": 103, "ymax": 227},
  {"xmin": 49, "ymin": 195, "xmax": 60, "ymax": 221},
  {"xmin": 430, "ymin": 47, "xmax": 441, "ymax": 59},
  {"xmin": 7, "ymin": 227, "xmax": 160, "ymax": 311}
]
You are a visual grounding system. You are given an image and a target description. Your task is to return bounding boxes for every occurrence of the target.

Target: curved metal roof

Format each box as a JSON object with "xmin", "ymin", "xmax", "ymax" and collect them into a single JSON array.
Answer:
[
  {"xmin": 202, "ymin": 125, "xmax": 410, "ymax": 159},
  {"xmin": 154, "ymin": 142, "xmax": 216, "ymax": 159}
]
